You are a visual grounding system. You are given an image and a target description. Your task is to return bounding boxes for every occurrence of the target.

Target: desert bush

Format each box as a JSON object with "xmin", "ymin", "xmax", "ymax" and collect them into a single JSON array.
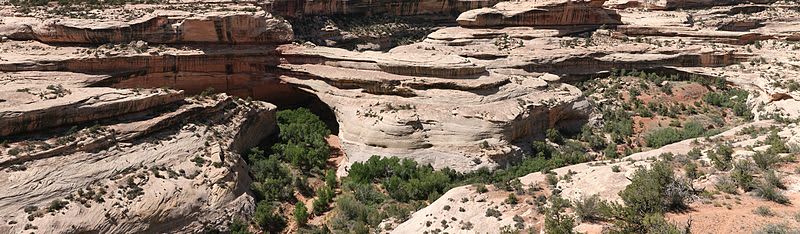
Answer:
[
  {"xmin": 753, "ymin": 150, "xmax": 781, "ymax": 171},
  {"xmin": 619, "ymin": 161, "xmax": 690, "ymax": 215},
  {"xmin": 753, "ymin": 206, "xmax": 775, "ymax": 217},
  {"xmin": 547, "ymin": 128, "xmax": 564, "ymax": 144},
  {"xmin": 47, "ymin": 200, "xmax": 69, "ymax": 213},
  {"xmin": 505, "ymin": 193, "xmax": 519, "ymax": 205},
  {"xmin": 645, "ymin": 122, "xmax": 704, "ymax": 148},
  {"xmin": 709, "ymin": 144, "xmax": 734, "ymax": 171},
  {"xmin": 485, "ymin": 208, "xmax": 502, "ymax": 218},
  {"xmin": 731, "ymin": 160, "xmax": 755, "ymax": 191},
  {"xmin": 249, "ymin": 152, "xmax": 293, "ymax": 201},
  {"xmin": 253, "ymin": 201, "xmax": 286, "ymax": 233},
  {"xmin": 612, "ymin": 165, "xmax": 621, "ymax": 173},
  {"xmin": 764, "ymin": 170, "xmax": 786, "ymax": 189},
  {"xmin": 544, "ymin": 195, "xmax": 575, "ymax": 234},
  {"xmin": 684, "ymin": 162, "xmax": 700, "ymax": 180},
  {"xmin": 573, "ymin": 195, "xmax": 610, "ymax": 223},
  {"xmin": 294, "ymin": 202, "xmax": 308, "ymax": 226},
  {"xmin": 754, "ymin": 181, "xmax": 790, "ymax": 204},
  {"xmin": 753, "ymin": 223, "xmax": 799, "ymax": 234},
  {"xmin": 715, "ymin": 176, "xmax": 738, "ymax": 194}
]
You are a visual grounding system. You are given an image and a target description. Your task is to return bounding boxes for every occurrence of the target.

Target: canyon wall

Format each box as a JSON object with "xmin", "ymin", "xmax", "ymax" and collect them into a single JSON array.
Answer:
[{"xmin": 269, "ymin": 0, "xmax": 502, "ymax": 17}]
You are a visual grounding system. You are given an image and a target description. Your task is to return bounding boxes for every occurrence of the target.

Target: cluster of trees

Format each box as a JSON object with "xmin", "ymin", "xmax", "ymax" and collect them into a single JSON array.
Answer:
[
  {"xmin": 644, "ymin": 121, "xmax": 704, "ymax": 148},
  {"xmin": 348, "ymin": 156, "xmax": 459, "ymax": 202},
  {"xmin": 271, "ymin": 108, "xmax": 331, "ymax": 172},
  {"xmin": 703, "ymin": 88, "xmax": 752, "ymax": 119},
  {"xmin": 244, "ymin": 108, "xmax": 335, "ymax": 233}
]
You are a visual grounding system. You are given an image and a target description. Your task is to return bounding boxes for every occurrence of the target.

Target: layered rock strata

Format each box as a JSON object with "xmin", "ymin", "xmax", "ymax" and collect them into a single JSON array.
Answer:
[
  {"xmin": 269, "ymin": 0, "xmax": 502, "ymax": 17},
  {"xmin": 457, "ymin": 0, "xmax": 623, "ymax": 27},
  {"xmin": 277, "ymin": 45, "xmax": 592, "ymax": 171},
  {"xmin": 0, "ymin": 71, "xmax": 277, "ymax": 233},
  {"xmin": 0, "ymin": 11, "xmax": 292, "ymax": 44}
]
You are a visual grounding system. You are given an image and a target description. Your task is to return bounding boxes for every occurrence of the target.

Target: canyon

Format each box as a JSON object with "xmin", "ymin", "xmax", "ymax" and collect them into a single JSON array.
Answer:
[{"xmin": 1, "ymin": 0, "xmax": 800, "ymax": 233}]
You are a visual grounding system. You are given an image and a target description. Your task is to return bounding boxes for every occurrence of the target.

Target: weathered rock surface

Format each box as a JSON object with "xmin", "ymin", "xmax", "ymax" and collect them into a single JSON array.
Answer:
[
  {"xmin": 0, "ymin": 72, "xmax": 183, "ymax": 137},
  {"xmin": 0, "ymin": 73, "xmax": 276, "ymax": 233},
  {"xmin": 1, "ymin": 11, "xmax": 292, "ymax": 44},
  {"xmin": 278, "ymin": 45, "xmax": 592, "ymax": 171},
  {"xmin": 457, "ymin": 0, "xmax": 623, "ymax": 27},
  {"xmin": 605, "ymin": 0, "xmax": 778, "ymax": 9},
  {"xmin": 394, "ymin": 122, "xmax": 800, "ymax": 233},
  {"xmin": 270, "ymin": 0, "xmax": 502, "ymax": 17}
]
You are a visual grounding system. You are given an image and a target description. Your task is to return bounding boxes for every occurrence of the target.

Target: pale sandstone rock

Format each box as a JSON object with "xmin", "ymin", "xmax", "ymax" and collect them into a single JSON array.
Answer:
[
  {"xmin": 457, "ymin": 0, "xmax": 623, "ymax": 27},
  {"xmin": 0, "ymin": 90, "xmax": 276, "ymax": 233},
  {"xmin": 0, "ymin": 11, "xmax": 292, "ymax": 44}
]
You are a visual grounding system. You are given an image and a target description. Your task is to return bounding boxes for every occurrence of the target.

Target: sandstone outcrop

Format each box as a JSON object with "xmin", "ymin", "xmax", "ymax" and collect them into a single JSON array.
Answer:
[
  {"xmin": 0, "ymin": 72, "xmax": 276, "ymax": 233},
  {"xmin": 0, "ymin": 72, "xmax": 183, "ymax": 137},
  {"xmin": 278, "ymin": 45, "xmax": 592, "ymax": 171},
  {"xmin": 393, "ymin": 121, "xmax": 800, "ymax": 233},
  {"xmin": 269, "ymin": 0, "xmax": 502, "ymax": 17},
  {"xmin": 605, "ymin": 0, "xmax": 779, "ymax": 9},
  {"xmin": 457, "ymin": 0, "xmax": 623, "ymax": 28},
  {"xmin": 1, "ymin": 11, "xmax": 292, "ymax": 44}
]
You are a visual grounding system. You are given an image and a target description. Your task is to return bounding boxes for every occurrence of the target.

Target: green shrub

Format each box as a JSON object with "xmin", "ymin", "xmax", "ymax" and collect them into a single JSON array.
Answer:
[
  {"xmin": 765, "ymin": 131, "xmax": 789, "ymax": 154},
  {"xmin": 544, "ymin": 195, "xmax": 575, "ymax": 234},
  {"xmin": 709, "ymin": 144, "xmax": 734, "ymax": 171},
  {"xmin": 485, "ymin": 208, "xmax": 502, "ymax": 218},
  {"xmin": 547, "ymin": 128, "xmax": 564, "ymax": 144},
  {"xmin": 764, "ymin": 170, "xmax": 786, "ymax": 189},
  {"xmin": 731, "ymin": 160, "xmax": 755, "ymax": 191},
  {"xmin": 229, "ymin": 218, "xmax": 251, "ymax": 234},
  {"xmin": 604, "ymin": 143, "xmax": 619, "ymax": 159},
  {"xmin": 753, "ymin": 223, "xmax": 799, "ymax": 234},
  {"xmin": 474, "ymin": 183, "xmax": 488, "ymax": 193},
  {"xmin": 506, "ymin": 193, "xmax": 518, "ymax": 205},
  {"xmin": 641, "ymin": 213, "xmax": 687, "ymax": 234},
  {"xmin": 645, "ymin": 122, "xmax": 704, "ymax": 148},
  {"xmin": 249, "ymin": 153, "xmax": 293, "ymax": 201},
  {"xmin": 546, "ymin": 173, "xmax": 559, "ymax": 186},
  {"xmin": 271, "ymin": 108, "xmax": 331, "ymax": 171},
  {"xmin": 715, "ymin": 176, "xmax": 738, "ymax": 194},
  {"xmin": 294, "ymin": 202, "xmax": 309, "ymax": 226},
  {"xmin": 619, "ymin": 161, "xmax": 690, "ymax": 216},
  {"xmin": 753, "ymin": 206, "xmax": 775, "ymax": 217},
  {"xmin": 253, "ymin": 201, "xmax": 286, "ymax": 233},
  {"xmin": 573, "ymin": 195, "xmax": 609, "ymax": 223},
  {"xmin": 754, "ymin": 181, "xmax": 790, "ymax": 204},
  {"xmin": 753, "ymin": 151, "xmax": 781, "ymax": 171},
  {"xmin": 684, "ymin": 162, "xmax": 700, "ymax": 180},
  {"xmin": 612, "ymin": 165, "xmax": 621, "ymax": 173},
  {"xmin": 47, "ymin": 200, "xmax": 69, "ymax": 213},
  {"xmin": 325, "ymin": 169, "xmax": 338, "ymax": 189}
]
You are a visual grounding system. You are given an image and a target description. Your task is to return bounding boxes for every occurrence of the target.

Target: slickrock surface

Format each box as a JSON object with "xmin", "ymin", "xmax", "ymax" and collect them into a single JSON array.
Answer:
[
  {"xmin": 2, "ymin": 0, "xmax": 800, "ymax": 232},
  {"xmin": 457, "ymin": 0, "xmax": 623, "ymax": 27},
  {"xmin": 0, "ymin": 80, "xmax": 277, "ymax": 233},
  {"xmin": 278, "ymin": 45, "xmax": 592, "ymax": 171},
  {"xmin": 393, "ymin": 122, "xmax": 800, "ymax": 233}
]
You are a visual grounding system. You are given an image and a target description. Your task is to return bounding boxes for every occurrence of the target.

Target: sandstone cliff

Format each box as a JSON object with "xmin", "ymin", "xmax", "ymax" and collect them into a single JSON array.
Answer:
[
  {"xmin": 457, "ymin": 0, "xmax": 623, "ymax": 27},
  {"xmin": 0, "ymin": 72, "xmax": 277, "ymax": 233},
  {"xmin": 1, "ymin": 11, "xmax": 292, "ymax": 44}
]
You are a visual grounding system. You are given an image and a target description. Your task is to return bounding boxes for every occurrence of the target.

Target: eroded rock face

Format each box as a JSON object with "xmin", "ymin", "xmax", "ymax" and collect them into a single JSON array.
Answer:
[
  {"xmin": 0, "ymin": 72, "xmax": 277, "ymax": 233},
  {"xmin": 605, "ymin": 0, "xmax": 778, "ymax": 9},
  {"xmin": 457, "ymin": 0, "xmax": 623, "ymax": 27},
  {"xmin": 270, "ymin": 0, "xmax": 502, "ymax": 17},
  {"xmin": 277, "ymin": 45, "xmax": 592, "ymax": 172},
  {"xmin": 1, "ymin": 11, "xmax": 292, "ymax": 44}
]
